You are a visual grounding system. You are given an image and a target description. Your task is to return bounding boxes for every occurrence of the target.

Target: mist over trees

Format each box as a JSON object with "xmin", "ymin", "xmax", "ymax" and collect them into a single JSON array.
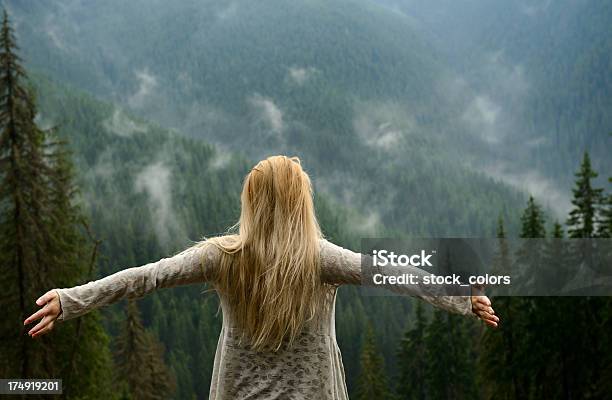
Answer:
[{"xmin": 0, "ymin": 1, "xmax": 610, "ymax": 398}]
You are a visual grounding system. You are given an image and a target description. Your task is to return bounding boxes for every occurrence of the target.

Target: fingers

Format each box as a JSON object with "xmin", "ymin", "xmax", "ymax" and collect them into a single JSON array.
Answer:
[
  {"xmin": 478, "ymin": 309, "xmax": 499, "ymax": 322},
  {"xmin": 28, "ymin": 315, "xmax": 55, "ymax": 337},
  {"xmin": 31, "ymin": 320, "xmax": 55, "ymax": 338},
  {"xmin": 473, "ymin": 301, "xmax": 495, "ymax": 315},
  {"xmin": 25, "ymin": 290, "xmax": 60, "ymax": 325},
  {"xmin": 24, "ymin": 291, "xmax": 61, "ymax": 338},
  {"xmin": 476, "ymin": 308, "xmax": 500, "ymax": 328},
  {"xmin": 36, "ymin": 290, "xmax": 56, "ymax": 306},
  {"xmin": 482, "ymin": 317, "xmax": 498, "ymax": 328},
  {"xmin": 24, "ymin": 304, "xmax": 49, "ymax": 326}
]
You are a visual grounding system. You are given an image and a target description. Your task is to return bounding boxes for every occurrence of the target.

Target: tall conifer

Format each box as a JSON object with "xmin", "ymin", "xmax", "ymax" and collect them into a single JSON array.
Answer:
[
  {"xmin": 567, "ymin": 151, "xmax": 604, "ymax": 238},
  {"xmin": 479, "ymin": 216, "xmax": 530, "ymax": 399},
  {"xmin": 115, "ymin": 299, "xmax": 176, "ymax": 400},
  {"xmin": 396, "ymin": 301, "xmax": 427, "ymax": 400},
  {"xmin": 356, "ymin": 324, "xmax": 391, "ymax": 400},
  {"xmin": 0, "ymin": 10, "xmax": 116, "ymax": 398}
]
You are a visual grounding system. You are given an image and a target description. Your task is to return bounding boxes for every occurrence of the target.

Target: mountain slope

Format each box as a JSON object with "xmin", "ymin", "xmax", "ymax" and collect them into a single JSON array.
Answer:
[
  {"xmin": 12, "ymin": 0, "xmax": 528, "ymax": 236},
  {"xmin": 374, "ymin": 0, "xmax": 612, "ymax": 204}
]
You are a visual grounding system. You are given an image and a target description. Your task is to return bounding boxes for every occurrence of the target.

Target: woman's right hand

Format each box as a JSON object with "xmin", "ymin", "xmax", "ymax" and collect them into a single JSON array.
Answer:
[{"xmin": 23, "ymin": 290, "xmax": 62, "ymax": 338}]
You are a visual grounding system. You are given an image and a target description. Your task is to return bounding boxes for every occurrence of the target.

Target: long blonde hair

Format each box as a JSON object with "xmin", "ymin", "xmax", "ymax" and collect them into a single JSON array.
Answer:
[{"xmin": 203, "ymin": 155, "xmax": 325, "ymax": 352}]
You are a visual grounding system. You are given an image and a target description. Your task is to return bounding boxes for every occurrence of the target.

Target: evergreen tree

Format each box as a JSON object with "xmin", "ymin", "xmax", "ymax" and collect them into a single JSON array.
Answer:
[
  {"xmin": 491, "ymin": 215, "xmax": 512, "ymax": 288},
  {"xmin": 529, "ymin": 222, "xmax": 577, "ymax": 399},
  {"xmin": 396, "ymin": 301, "xmax": 427, "ymax": 400},
  {"xmin": 0, "ymin": 10, "xmax": 116, "ymax": 398},
  {"xmin": 567, "ymin": 151, "xmax": 604, "ymax": 238},
  {"xmin": 479, "ymin": 216, "xmax": 528, "ymax": 400},
  {"xmin": 562, "ymin": 152, "xmax": 608, "ymax": 397},
  {"xmin": 425, "ymin": 309, "xmax": 477, "ymax": 400},
  {"xmin": 0, "ymin": 8, "xmax": 51, "ymax": 378},
  {"xmin": 516, "ymin": 195, "xmax": 546, "ymax": 288},
  {"xmin": 356, "ymin": 324, "xmax": 392, "ymax": 400},
  {"xmin": 517, "ymin": 195, "xmax": 548, "ymax": 398},
  {"xmin": 520, "ymin": 196, "xmax": 547, "ymax": 238},
  {"xmin": 115, "ymin": 299, "xmax": 176, "ymax": 400},
  {"xmin": 424, "ymin": 249, "xmax": 477, "ymax": 400}
]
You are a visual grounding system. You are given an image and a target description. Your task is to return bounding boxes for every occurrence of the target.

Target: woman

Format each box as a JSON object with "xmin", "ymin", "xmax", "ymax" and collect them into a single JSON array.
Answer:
[{"xmin": 24, "ymin": 155, "xmax": 498, "ymax": 399}]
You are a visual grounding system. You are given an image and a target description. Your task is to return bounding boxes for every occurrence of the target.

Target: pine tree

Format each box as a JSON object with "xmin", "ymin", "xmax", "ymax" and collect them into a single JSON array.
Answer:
[
  {"xmin": 563, "ymin": 152, "xmax": 608, "ymax": 397},
  {"xmin": 423, "ymin": 248, "xmax": 477, "ymax": 400},
  {"xmin": 478, "ymin": 216, "xmax": 531, "ymax": 400},
  {"xmin": 520, "ymin": 195, "xmax": 546, "ymax": 238},
  {"xmin": 424, "ymin": 309, "xmax": 477, "ymax": 400},
  {"xmin": 115, "ymin": 299, "xmax": 176, "ymax": 400},
  {"xmin": 528, "ymin": 222, "xmax": 579, "ymax": 399},
  {"xmin": 356, "ymin": 324, "xmax": 392, "ymax": 400},
  {"xmin": 517, "ymin": 195, "xmax": 549, "ymax": 397},
  {"xmin": 516, "ymin": 195, "xmax": 546, "ymax": 289},
  {"xmin": 396, "ymin": 301, "xmax": 427, "ymax": 400},
  {"xmin": 0, "ymin": 10, "xmax": 117, "ymax": 397},
  {"xmin": 0, "ymin": 8, "xmax": 51, "ymax": 378},
  {"xmin": 491, "ymin": 215, "xmax": 511, "ymax": 283},
  {"xmin": 567, "ymin": 151, "xmax": 604, "ymax": 238}
]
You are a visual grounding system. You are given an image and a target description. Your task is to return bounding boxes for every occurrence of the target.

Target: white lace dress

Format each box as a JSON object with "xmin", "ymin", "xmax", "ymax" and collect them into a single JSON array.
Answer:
[{"xmin": 55, "ymin": 238, "xmax": 477, "ymax": 399}]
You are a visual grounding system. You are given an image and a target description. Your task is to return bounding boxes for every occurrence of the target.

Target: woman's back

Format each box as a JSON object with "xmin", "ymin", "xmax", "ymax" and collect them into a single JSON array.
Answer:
[
  {"xmin": 209, "ymin": 237, "xmax": 474, "ymax": 399},
  {"xmin": 209, "ymin": 238, "xmax": 357, "ymax": 399}
]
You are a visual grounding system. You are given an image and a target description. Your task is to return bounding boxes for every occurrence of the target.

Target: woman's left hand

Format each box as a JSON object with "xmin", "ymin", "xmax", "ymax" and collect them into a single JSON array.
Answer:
[{"xmin": 471, "ymin": 294, "xmax": 499, "ymax": 328}]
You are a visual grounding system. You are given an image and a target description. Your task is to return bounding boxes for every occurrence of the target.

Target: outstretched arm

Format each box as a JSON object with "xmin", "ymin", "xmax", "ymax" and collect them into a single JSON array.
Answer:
[
  {"xmin": 24, "ymin": 241, "xmax": 219, "ymax": 337},
  {"xmin": 319, "ymin": 239, "xmax": 498, "ymax": 327}
]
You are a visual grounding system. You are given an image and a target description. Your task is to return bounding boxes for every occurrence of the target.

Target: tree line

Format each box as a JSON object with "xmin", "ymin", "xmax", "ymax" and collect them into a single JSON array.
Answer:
[{"xmin": 356, "ymin": 151, "xmax": 612, "ymax": 399}]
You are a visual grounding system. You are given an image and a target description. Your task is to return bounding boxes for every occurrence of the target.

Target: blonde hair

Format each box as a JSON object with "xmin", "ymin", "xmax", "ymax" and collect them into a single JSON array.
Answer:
[{"xmin": 202, "ymin": 155, "xmax": 325, "ymax": 352}]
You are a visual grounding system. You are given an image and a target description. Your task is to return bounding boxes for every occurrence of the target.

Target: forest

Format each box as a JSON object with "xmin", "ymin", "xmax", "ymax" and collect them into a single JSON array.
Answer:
[{"xmin": 1, "ymin": 1, "xmax": 611, "ymax": 399}]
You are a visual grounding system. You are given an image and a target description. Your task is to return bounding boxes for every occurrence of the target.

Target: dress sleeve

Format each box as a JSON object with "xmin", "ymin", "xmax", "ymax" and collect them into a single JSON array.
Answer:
[
  {"xmin": 319, "ymin": 239, "xmax": 478, "ymax": 318},
  {"xmin": 54, "ymin": 242, "xmax": 220, "ymax": 322}
]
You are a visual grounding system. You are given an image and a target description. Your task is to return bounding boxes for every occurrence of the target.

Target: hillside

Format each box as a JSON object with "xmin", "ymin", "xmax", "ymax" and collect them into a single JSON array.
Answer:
[
  {"xmin": 10, "ymin": 0, "xmax": 527, "ymax": 236},
  {"xmin": 374, "ymin": 0, "xmax": 612, "ymax": 207}
]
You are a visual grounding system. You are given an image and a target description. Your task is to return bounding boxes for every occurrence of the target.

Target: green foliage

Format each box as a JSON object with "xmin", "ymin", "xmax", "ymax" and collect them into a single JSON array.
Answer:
[
  {"xmin": 0, "ymin": 10, "xmax": 116, "ymax": 397},
  {"xmin": 520, "ymin": 196, "xmax": 547, "ymax": 239},
  {"xmin": 356, "ymin": 324, "xmax": 392, "ymax": 400},
  {"xmin": 396, "ymin": 302, "xmax": 427, "ymax": 400},
  {"xmin": 567, "ymin": 152, "xmax": 605, "ymax": 238},
  {"xmin": 115, "ymin": 300, "xmax": 176, "ymax": 400}
]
